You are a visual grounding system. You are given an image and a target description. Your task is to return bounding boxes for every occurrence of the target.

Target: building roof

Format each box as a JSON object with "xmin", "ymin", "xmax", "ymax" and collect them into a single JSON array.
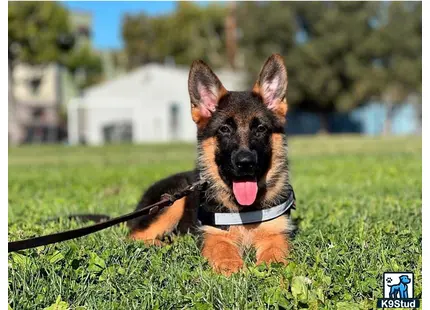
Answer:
[{"xmin": 81, "ymin": 63, "xmax": 246, "ymax": 103}]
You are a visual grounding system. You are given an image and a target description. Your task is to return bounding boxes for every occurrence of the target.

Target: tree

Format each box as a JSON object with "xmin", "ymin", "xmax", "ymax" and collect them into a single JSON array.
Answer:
[
  {"xmin": 66, "ymin": 43, "xmax": 103, "ymax": 90},
  {"xmin": 290, "ymin": 2, "xmax": 389, "ymax": 132},
  {"xmin": 122, "ymin": 2, "xmax": 228, "ymax": 70},
  {"xmin": 8, "ymin": 2, "xmax": 105, "ymax": 145},
  {"xmin": 9, "ymin": 2, "xmax": 104, "ymax": 89},
  {"xmin": 236, "ymin": 2, "xmax": 297, "ymax": 85},
  {"xmin": 122, "ymin": 12, "xmax": 155, "ymax": 70},
  {"xmin": 237, "ymin": 2, "xmax": 421, "ymax": 134},
  {"xmin": 8, "ymin": 2, "xmax": 73, "ymax": 145},
  {"xmin": 8, "ymin": 2, "xmax": 72, "ymax": 65},
  {"xmin": 164, "ymin": 2, "xmax": 227, "ymax": 67},
  {"xmin": 373, "ymin": 2, "xmax": 422, "ymax": 135},
  {"xmin": 120, "ymin": 2, "xmax": 422, "ymax": 135}
]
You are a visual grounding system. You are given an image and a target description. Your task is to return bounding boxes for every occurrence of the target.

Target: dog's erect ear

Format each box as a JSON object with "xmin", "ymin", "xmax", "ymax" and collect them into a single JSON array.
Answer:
[
  {"xmin": 188, "ymin": 60, "xmax": 227, "ymax": 127},
  {"xmin": 252, "ymin": 54, "xmax": 288, "ymax": 119}
]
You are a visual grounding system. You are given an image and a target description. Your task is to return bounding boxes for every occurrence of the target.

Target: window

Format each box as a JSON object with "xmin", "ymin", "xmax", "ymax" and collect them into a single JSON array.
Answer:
[
  {"xmin": 169, "ymin": 103, "xmax": 180, "ymax": 140},
  {"xmin": 102, "ymin": 121, "xmax": 133, "ymax": 144},
  {"xmin": 32, "ymin": 107, "xmax": 44, "ymax": 119},
  {"xmin": 29, "ymin": 76, "xmax": 42, "ymax": 95}
]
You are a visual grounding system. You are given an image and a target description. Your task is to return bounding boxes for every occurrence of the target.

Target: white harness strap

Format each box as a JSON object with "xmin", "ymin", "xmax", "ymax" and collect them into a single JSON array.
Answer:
[{"xmin": 213, "ymin": 196, "xmax": 295, "ymax": 226}]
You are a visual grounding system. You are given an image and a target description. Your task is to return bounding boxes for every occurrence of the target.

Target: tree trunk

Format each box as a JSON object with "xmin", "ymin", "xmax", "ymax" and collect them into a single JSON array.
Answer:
[
  {"xmin": 414, "ymin": 99, "xmax": 422, "ymax": 135},
  {"xmin": 318, "ymin": 112, "xmax": 330, "ymax": 134},
  {"xmin": 225, "ymin": 1, "xmax": 237, "ymax": 70},
  {"xmin": 383, "ymin": 101, "xmax": 395, "ymax": 136}
]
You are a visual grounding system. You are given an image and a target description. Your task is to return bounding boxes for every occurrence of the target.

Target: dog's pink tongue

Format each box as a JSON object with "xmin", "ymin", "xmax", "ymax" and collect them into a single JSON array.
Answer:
[{"xmin": 232, "ymin": 181, "xmax": 258, "ymax": 206}]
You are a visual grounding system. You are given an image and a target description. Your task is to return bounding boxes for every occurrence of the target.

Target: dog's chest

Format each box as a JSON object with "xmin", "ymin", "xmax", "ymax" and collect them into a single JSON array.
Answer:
[{"xmin": 227, "ymin": 215, "xmax": 290, "ymax": 248}]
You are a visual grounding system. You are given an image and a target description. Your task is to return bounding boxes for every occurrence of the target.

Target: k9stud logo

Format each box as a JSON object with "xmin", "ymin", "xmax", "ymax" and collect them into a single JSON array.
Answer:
[{"xmin": 377, "ymin": 272, "xmax": 420, "ymax": 309}]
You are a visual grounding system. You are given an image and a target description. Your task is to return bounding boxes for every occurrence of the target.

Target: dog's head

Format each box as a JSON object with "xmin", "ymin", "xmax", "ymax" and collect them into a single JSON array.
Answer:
[
  {"xmin": 188, "ymin": 54, "xmax": 289, "ymax": 210},
  {"xmin": 400, "ymin": 275, "xmax": 411, "ymax": 284}
]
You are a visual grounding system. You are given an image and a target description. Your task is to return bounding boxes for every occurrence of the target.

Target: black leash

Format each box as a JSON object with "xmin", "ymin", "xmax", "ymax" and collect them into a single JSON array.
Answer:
[
  {"xmin": 43, "ymin": 214, "xmax": 112, "ymax": 224},
  {"xmin": 8, "ymin": 180, "xmax": 207, "ymax": 253}
]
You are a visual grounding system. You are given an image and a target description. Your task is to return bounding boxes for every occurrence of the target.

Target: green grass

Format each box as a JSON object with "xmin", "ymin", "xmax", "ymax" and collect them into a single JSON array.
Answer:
[{"xmin": 8, "ymin": 135, "xmax": 422, "ymax": 310}]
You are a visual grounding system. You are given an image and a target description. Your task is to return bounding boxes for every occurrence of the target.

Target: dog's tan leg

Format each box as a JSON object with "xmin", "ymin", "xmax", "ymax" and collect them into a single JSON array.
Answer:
[
  {"xmin": 129, "ymin": 197, "xmax": 186, "ymax": 246},
  {"xmin": 252, "ymin": 216, "xmax": 290, "ymax": 265},
  {"xmin": 254, "ymin": 233, "xmax": 289, "ymax": 265},
  {"xmin": 201, "ymin": 226, "xmax": 243, "ymax": 276}
]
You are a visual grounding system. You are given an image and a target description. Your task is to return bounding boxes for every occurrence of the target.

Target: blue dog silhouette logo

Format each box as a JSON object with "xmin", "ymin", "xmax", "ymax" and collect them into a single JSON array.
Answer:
[
  {"xmin": 377, "ymin": 272, "xmax": 419, "ymax": 308},
  {"xmin": 386, "ymin": 275, "xmax": 411, "ymax": 298}
]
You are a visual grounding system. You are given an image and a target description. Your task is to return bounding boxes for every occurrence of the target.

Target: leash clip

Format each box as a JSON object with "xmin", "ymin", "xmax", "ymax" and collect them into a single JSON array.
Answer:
[{"xmin": 148, "ymin": 206, "xmax": 160, "ymax": 215}]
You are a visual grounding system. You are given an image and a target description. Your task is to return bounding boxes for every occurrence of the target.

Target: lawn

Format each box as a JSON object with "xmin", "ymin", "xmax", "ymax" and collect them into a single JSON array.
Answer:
[{"xmin": 8, "ymin": 135, "xmax": 422, "ymax": 310}]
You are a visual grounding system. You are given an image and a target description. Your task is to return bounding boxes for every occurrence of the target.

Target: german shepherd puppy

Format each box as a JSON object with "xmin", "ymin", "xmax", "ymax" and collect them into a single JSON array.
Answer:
[{"xmin": 127, "ymin": 54, "xmax": 293, "ymax": 276}]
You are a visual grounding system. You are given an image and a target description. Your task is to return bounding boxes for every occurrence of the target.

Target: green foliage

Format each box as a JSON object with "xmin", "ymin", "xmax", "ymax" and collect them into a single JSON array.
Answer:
[
  {"xmin": 237, "ymin": 2, "xmax": 421, "ymax": 114},
  {"xmin": 120, "ymin": 2, "xmax": 421, "ymax": 117},
  {"xmin": 236, "ymin": 2, "xmax": 297, "ymax": 85},
  {"xmin": 8, "ymin": 1, "xmax": 71, "ymax": 64},
  {"xmin": 122, "ymin": 2, "xmax": 227, "ymax": 70},
  {"xmin": 8, "ymin": 136, "xmax": 422, "ymax": 309},
  {"xmin": 375, "ymin": 2, "xmax": 422, "ymax": 102},
  {"xmin": 66, "ymin": 43, "xmax": 103, "ymax": 89},
  {"xmin": 8, "ymin": 2, "xmax": 103, "ymax": 90},
  {"xmin": 43, "ymin": 296, "xmax": 70, "ymax": 310},
  {"xmin": 287, "ymin": 2, "xmax": 383, "ymax": 112},
  {"xmin": 121, "ymin": 12, "xmax": 154, "ymax": 69}
]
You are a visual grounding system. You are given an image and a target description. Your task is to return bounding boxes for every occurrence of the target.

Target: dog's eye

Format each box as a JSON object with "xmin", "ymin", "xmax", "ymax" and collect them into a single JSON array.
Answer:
[
  {"xmin": 219, "ymin": 125, "xmax": 232, "ymax": 135},
  {"xmin": 256, "ymin": 125, "xmax": 267, "ymax": 134}
]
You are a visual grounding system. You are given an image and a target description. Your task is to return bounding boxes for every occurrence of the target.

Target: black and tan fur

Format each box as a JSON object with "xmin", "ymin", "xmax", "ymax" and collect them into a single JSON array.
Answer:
[{"xmin": 127, "ymin": 54, "xmax": 293, "ymax": 276}]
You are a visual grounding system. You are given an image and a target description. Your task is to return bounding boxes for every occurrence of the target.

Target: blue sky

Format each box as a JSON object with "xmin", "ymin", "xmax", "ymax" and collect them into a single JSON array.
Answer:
[{"xmin": 61, "ymin": 1, "xmax": 209, "ymax": 50}]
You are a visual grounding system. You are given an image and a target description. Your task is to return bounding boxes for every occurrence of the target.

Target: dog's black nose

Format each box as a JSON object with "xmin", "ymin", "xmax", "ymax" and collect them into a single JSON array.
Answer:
[{"xmin": 233, "ymin": 149, "xmax": 257, "ymax": 172}]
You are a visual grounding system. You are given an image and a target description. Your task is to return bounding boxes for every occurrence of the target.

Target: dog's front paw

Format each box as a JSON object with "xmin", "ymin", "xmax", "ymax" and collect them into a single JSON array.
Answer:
[
  {"xmin": 143, "ymin": 239, "xmax": 165, "ymax": 247},
  {"xmin": 212, "ymin": 258, "xmax": 244, "ymax": 276},
  {"xmin": 201, "ymin": 236, "xmax": 244, "ymax": 276},
  {"xmin": 256, "ymin": 247, "xmax": 288, "ymax": 266},
  {"xmin": 133, "ymin": 238, "xmax": 165, "ymax": 247},
  {"xmin": 129, "ymin": 231, "xmax": 165, "ymax": 247}
]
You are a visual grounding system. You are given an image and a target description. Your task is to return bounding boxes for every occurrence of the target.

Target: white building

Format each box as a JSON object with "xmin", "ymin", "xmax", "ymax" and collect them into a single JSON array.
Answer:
[{"xmin": 67, "ymin": 63, "xmax": 245, "ymax": 145}]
